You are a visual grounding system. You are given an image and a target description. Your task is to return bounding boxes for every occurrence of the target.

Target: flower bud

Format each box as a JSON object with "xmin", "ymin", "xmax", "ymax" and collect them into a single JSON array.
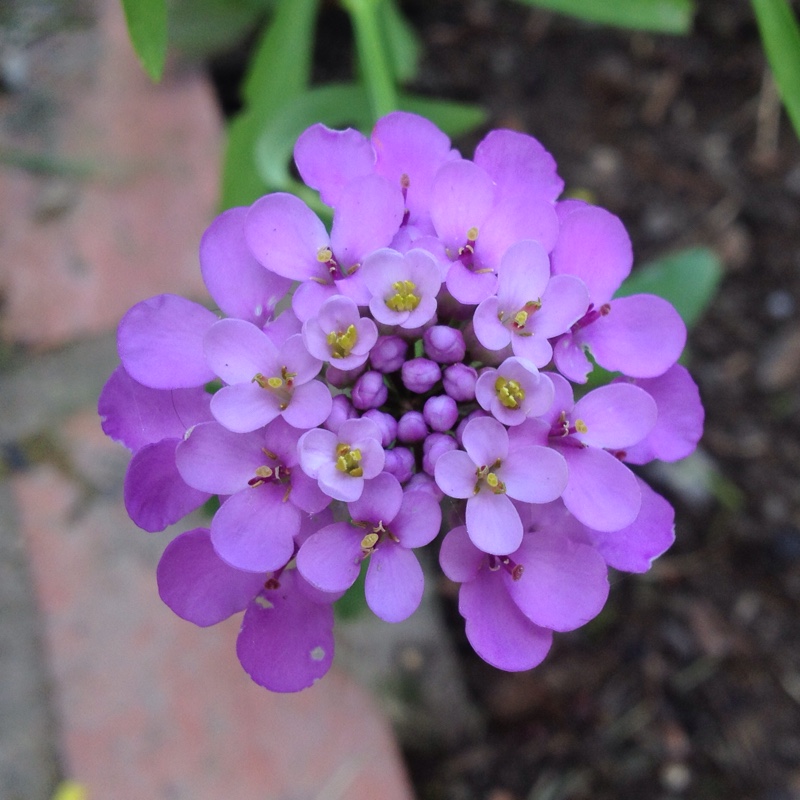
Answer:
[
  {"xmin": 369, "ymin": 335, "xmax": 408, "ymax": 373},
  {"xmin": 323, "ymin": 394, "xmax": 356, "ymax": 433},
  {"xmin": 423, "ymin": 325, "xmax": 466, "ymax": 364},
  {"xmin": 326, "ymin": 363, "xmax": 365, "ymax": 389},
  {"xmin": 362, "ymin": 409, "xmax": 398, "ymax": 447},
  {"xmin": 443, "ymin": 363, "xmax": 478, "ymax": 402},
  {"xmin": 405, "ymin": 471, "xmax": 443, "ymax": 500},
  {"xmin": 351, "ymin": 370, "xmax": 388, "ymax": 410},
  {"xmin": 423, "ymin": 395, "xmax": 458, "ymax": 433},
  {"xmin": 401, "ymin": 357, "xmax": 441, "ymax": 394},
  {"xmin": 383, "ymin": 447, "xmax": 415, "ymax": 484},
  {"xmin": 397, "ymin": 410, "xmax": 428, "ymax": 443},
  {"xmin": 422, "ymin": 432, "xmax": 457, "ymax": 476}
]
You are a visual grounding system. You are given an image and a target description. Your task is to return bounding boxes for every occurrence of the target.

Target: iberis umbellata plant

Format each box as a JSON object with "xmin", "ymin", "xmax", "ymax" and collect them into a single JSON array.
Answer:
[{"xmin": 98, "ymin": 112, "xmax": 703, "ymax": 691}]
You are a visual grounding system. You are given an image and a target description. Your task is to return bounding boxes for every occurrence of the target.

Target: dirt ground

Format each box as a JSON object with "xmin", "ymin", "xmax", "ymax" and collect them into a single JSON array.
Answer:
[{"xmin": 375, "ymin": 1, "xmax": 800, "ymax": 798}]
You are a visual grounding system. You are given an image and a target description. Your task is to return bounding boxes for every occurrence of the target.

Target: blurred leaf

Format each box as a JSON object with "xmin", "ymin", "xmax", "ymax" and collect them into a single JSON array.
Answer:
[
  {"xmin": 334, "ymin": 560, "xmax": 369, "ymax": 620},
  {"xmin": 220, "ymin": 0, "xmax": 320, "ymax": 209},
  {"xmin": 614, "ymin": 246, "xmax": 722, "ymax": 328},
  {"xmin": 120, "ymin": 0, "xmax": 168, "ymax": 80},
  {"xmin": 380, "ymin": 0, "xmax": 422, "ymax": 83},
  {"xmin": 169, "ymin": 0, "xmax": 275, "ymax": 58},
  {"xmin": 400, "ymin": 94, "xmax": 488, "ymax": 138},
  {"xmin": 513, "ymin": 0, "xmax": 694, "ymax": 34},
  {"xmin": 752, "ymin": 0, "xmax": 800, "ymax": 139}
]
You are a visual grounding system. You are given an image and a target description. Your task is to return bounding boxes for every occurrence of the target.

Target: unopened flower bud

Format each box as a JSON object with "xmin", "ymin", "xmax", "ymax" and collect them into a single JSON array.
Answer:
[
  {"xmin": 423, "ymin": 395, "xmax": 458, "ymax": 432},
  {"xmin": 362, "ymin": 409, "xmax": 397, "ymax": 446},
  {"xmin": 422, "ymin": 432, "xmax": 457, "ymax": 476},
  {"xmin": 383, "ymin": 447, "xmax": 415, "ymax": 483},
  {"xmin": 397, "ymin": 410, "xmax": 428, "ymax": 443},
  {"xmin": 323, "ymin": 394, "xmax": 356, "ymax": 433},
  {"xmin": 370, "ymin": 335, "xmax": 408, "ymax": 373},
  {"xmin": 326, "ymin": 363, "xmax": 365, "ymax": 389},
  {"xmin": 351, "ymin": 370, "xmax": 388, "ymax": 410},
  {"xmin": 401, "ymin": 357, "xmax": 441, "ymax": 394},
  {"xmin": 423, "ymin": 325, "xmax": 466, "ymax": 364},
  {"xmin": 443, "ymin": 363, "xmax": 478, "ymax": 402},
  {"xmin": 405, "ymin": 471, "xmax": 443, "ymax": 500}
]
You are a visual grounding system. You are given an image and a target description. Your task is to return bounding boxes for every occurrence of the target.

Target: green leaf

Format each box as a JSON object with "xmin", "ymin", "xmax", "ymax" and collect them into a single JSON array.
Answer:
[
  {"xmin": 752, "ymin": 0, "xmax": 800, "ymax": 139},
  {"xmin": 334, "ymin": 560, "xmax": 369, "ymax": 620},
  {"xmin": 120, "ymin": 0, "xmax": 168, "ymax": 81},
  {"xmin": 513, "ymin": 0, "xmax": 694, "ymax": 34},
  {"xmin": 614, "ymin": 246, "xmax": 722, "ymax": 328},
  {"xmin": 380, "ymin": 0, "xmax": 422, "ymax": 83},
  {"xmin": 220, "ymin": 0, "xmax": 321, "ymax": 209}
]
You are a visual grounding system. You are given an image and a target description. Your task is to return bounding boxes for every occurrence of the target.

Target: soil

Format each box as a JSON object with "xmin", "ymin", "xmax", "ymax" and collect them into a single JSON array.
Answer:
[{"xmin": 211, "ymin": 1, "xmax": 800, "ymax": 797}]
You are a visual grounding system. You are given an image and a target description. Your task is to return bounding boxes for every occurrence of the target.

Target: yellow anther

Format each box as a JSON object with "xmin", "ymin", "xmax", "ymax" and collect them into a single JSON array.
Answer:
[
  {"xmin": 494, "ymin": 377, "xmax": 525, "ymax": 409},
  {"xmin": 385, "ymin": 280, "xmax": 420, "ymax": 313},
  {"xmin": 466, "ymin": 226, "xmax": 479, "ymax": 241},
  {"xmin": 326, "ymin": 324, "xmax": 358, "ymax": 359},
  {"xmin": 335, "ymin": 444, "xmax": 364, "ymax": 476},
  {"xmin": 267, "ymin": 376, "xmax": 283, "ymax": 389},
  {"xmin": 575, "ymin": 419, "xmax": 588, "ymax": 434},
  {"xmin": 317, "ymin": 246, "xmax": 334, "ymax": 262},
  {"xmin": 360, "ymin": 532, "xmax": 379, "ymax": 549},
  {"xmin": 254, "ymin": 466, "xmax": 273, "ymax": 479},
  {"xmin": 486, "ymin": 472, "xmax": 499, "ymax": 488},
  {"xmin": 513, "ymin": 310, "xmax": 528, "ymax": 327}
]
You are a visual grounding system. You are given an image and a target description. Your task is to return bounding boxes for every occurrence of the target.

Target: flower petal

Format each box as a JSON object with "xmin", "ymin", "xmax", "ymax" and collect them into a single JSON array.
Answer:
[{"xmin": 366, "ymin": 544, "xmax": 423, "ymax": 622}]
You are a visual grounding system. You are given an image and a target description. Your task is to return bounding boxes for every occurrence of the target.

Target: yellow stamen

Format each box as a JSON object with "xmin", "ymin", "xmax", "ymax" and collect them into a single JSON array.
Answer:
[
  {"xmin": 326, "ymin": 324, "xmax": 358, "ymax": 359},
  {"xmin": 254, "ymin": 466, "xmax": 273, "ymax": 479},
  {"xmin": 385, "ymin": 280, "xmax": 420, "ymax": 313},
  {"xmin": 335, "ymin": 444, "xmax": 363, "ymax": 477},
  {"xmin": 360, "ymin": 532, "xmax": 379, "ymax": 549},
  {"xmin": 513, "ymin": 310, "xmax": 528, "ymax": 327},
  {"xmin": 575, "ymin": 419, "xmax": 588, "ymax": 434},
  {"xmin": 466, "ymin": 226, "xmax": 479, "ymax": 241},
  {"xmin": 317, "ymin": 246, "xmax": 333, "ymax": 262},
  {"xmin": 495, "ymin": 377, "xmax": 525, "ymax": 409}
]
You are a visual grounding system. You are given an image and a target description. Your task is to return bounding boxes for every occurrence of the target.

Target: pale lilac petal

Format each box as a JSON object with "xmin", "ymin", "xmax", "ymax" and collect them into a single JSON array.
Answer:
[
  {"xmin": 176, "ymin": 422, "xmax": 268, "ymax": 493},
  {"xmin": 157, "ymin": 528, "xmax": 265, "ymax": 627},
  {"xmin": 117, "ymin": 295, "xmax": 217, "ymax": 389},
  {"xmin": 430, "ymin": 160, "xmax": 494, "ymax": 251},
  {"xmin": 330, "ymin": 174, "xmax": 404, "ymax": 267},
  {"xmin": 318, "ymin": 462, "xmax": 364, "ymax": 502},
  {"xmin": 439, "ymin": 525, "xmax": 484, "ymax": 582},
  {"xmin": 390, "ymin": 490, "xmax": 442, "ymax": 547},
  {"xmin": 237, "ymin": 570, "xmax": 335, "ymax": 692},
  {"xmin": 348, "ymin": 471, "xmax": 403, "ymax": 525},
  {"xmin": 298, "ymin": 427, "xmax": 337, "ymax": 476},
  {"xmin": 553, "ymin": 336, "xmax": 592, "ymax": 384},
  {"xmin": 98, "ymin": 366, "xmax": 212, "ymax": 452},
  {"xmin": 291, "ymin": 280, "xmax": 337, "ymax": 322},
  {"xmin": 211, "ymin": 484, "xmax": 298, "ymax": 572},
  {"xmin": 505, "ymin": 531, "xmax": 609, "ymax": 631},
  {"xmin": 466, "ymin": 491, "xmax": 523, "ymax": 555},
  {"xmin": 200, "ymin": 207, "xmax": 291, "ymax": 326},
  {"xmin": 366, "ymin": 544, "xmax": 423, "ymax": 622},
  {"xmin": 263, "ymin": 308, "xmax": 302, "ymax": 348},
  {"xmin": 281, "ymin": 380, "xmax": 333, "ymax": 430},
  {"xmin": 294, "ymin": 123, "xmax": 374, "ymax": 206},
  {"xmin": 560, "ymin": 446, "xmax": 641, "ymax": 531},
  {"xmin": 281, "ymin": 334, "xmax": 323, "ymax": 384},
  {"xmin": 584, "ymin": 478, "xmax": 675, "ymax": 572},
  {"xmin": 434, "ymin": 450, "xmax": 478, "ymax": 499},
  {"xmin": 296, "ymin": 522, "xmax": 363, "ymax": 592},
  {"xmin": 550, "ymin": 205, "xmax": 632, "ymax": 304},
  {"xmin": 339, "ymin": 416, "xmax": 382, "ymax": 444},
  {"xmin": 477, "ymin": 196, "xmax": 559, "ymax": 265},
  {"xmin": 501, "ymin": 446, "xmax": 568, "ymax": 503},
  {"xmin": 204, "ymin": 318, "xmax": 278, "ymax": 385},
  {"xmin": 460, "ymin": 571, "xmax": 553, "ymax": 671},
  {"xmin": 474, "ymin": 128, "xmax": 563, "ymax": 204},
  {"xmin": 124, "ymin": 439, "xmax": 210, "ymax": 532},
  {"xmin": 572, "ymin": 383, "xmax": 658, "ymax": 449},
  {"xmin": 496, "ymin": 239, "xmax": 551, "ymax": 307},
  {"xmin": 245, "ymin": 193, "xmax": 329, "ymax": 281},
  {"xmin": 509, "ymin": 335, "xmax": 554, "ymax": 369},
  {"xmin": 210, "ymin": 382, "xmax": 280, "ymax": 433},
  {"xmin": 530, "ymin": 275, "xmax": 591, "ymax": 338},
  {"xmin": 473, "ymin": 297, "xmax": 511, "ymax": 350},
  {"xmin": 357, "ymin": 437, "xmax": 386, "ymax": 480},
  {"xmin": 623, "ymin": 366, "xmax": 704, "ymax": 464},
  {"xmin": 289, "ymin": 470, "xmax": 331, "ymax": 514},
  {"xmin": 445, "ymin": 261, "xmax": 498, "ymax": 305},
  {"xmin": 462, "ymin": 416, "xmax": 508, "ymax": 466},
  {"xmin": 584, "ymin": 294, "xmax": 686, "ymax": 378}
]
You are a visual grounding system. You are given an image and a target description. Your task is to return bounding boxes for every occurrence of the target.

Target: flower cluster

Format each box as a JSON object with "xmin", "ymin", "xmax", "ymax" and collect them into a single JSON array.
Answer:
[{"xmin": 98, "ymin": 112, "xmax": 703, "ymax": 692}]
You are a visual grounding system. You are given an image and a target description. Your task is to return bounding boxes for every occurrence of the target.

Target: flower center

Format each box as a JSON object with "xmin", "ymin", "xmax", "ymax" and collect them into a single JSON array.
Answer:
[
  {"xmin": 474, "ymin": 461, "xmax": 506, "ymax": 495},
  {"xmin": 549, "ymin": 411, "xmax": 588, "ymax": 440},
  {"xmin": 488, "ymin": 554, "xmax": 524, "ymax": 580},
  {"xmin": 495, "ymin": 376, "xmax": 525, "ymax": 409},
  {"xmin": 385, "ymin": 280, "xmax": 421, "ymax": 313},
  {"xmin": 499, "ymin": 300, "xmax": 542, "ymax": 336},
  {"xmin": 336, "ymin": 443, "xmax": 363, "ymax": 477},
  {"xmin": 326, "ymin": 324, "xmax": 358, "ymax": 359},
  {"xmin": 252, "ymin": 366, "xmax": 296, "ymax": 409}
]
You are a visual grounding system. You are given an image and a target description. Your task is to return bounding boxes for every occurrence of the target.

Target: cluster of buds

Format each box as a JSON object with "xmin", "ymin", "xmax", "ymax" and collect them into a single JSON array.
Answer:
[{"xmin": 99, "ymin": 112, "xmax": 703, "ymax": 692}]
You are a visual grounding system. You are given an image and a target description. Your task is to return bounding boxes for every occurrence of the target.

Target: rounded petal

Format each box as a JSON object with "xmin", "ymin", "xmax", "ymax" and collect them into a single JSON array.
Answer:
[
  {"xmin": 204, "ymin": 318, "xmax": 278, "ymax": 385},
  {"xmin": 430, "ymin": 160, "xmax": 494, "ymax": 250},
  {"xmin": 496, "ymin": 239, "xmax": 551, "ymax": 307},
  {"xmin": 572, "ymin": 383, "xmax": 658, "ymax": 449},
  {"xmin": 434, "ymin": 449, "xmax": 478, "ymax": 499},
  {"xmin": 462, "ymin": 415, "xmax": 508, "ymax": 466},
  {"xmin": 553, "ymin": 335, "xmax": 593, "ymax": 384},
  {"xmin": 124, "ymin": 439, "xmax": 210, "ymax": 532},
  {"xmin": 466, "ymin": 490, "xmax": 523, "ymax": 555},
  {"xmin": 117, "ymin": 295, "xmax": 217, "ymax": 389},
  {"xmin": 473, "ymin": 297, "xmax": 511, "ymax": 351},
  {"xmin": 348, "ymin": 471, "xmax": 403, "ymax": 525},
  {"xmin": 281, "ymin": 380, "xmax": 333, "ymax": 430},
  {"xmin": 298, "ymin": 427, "xmax": 337, "ymax": 477},
  {"xmin": 366, "ymin": 544, "xmax": 423, "ymax": 622},
  {"xmin": 439, "ymin": 525, "xmax": 484, "ymax": 582},
  {"xmin": 210, "ymin": 382, "xmax": 280, "ymax": 433},
  {"xmin": 157, "ymin": 528, "xmax": 265, "ymax": 627},
  {"xmin": 237, "ymin": 570, "xmax": 335, "ymax": 692},
  {"xmin": 501, "ymin": 446, "xmax": 568, "ymax": 503},
  {"xmin": 530, "ymin": 274, "xmax": 591, "ymax": 338},
  {"xmin": 296, "ymin": 522, "xmax": 363, "ymax": 593},
  {"xmin": 391, "ymin": 490, "xmax": 442, "ymax": 547}
]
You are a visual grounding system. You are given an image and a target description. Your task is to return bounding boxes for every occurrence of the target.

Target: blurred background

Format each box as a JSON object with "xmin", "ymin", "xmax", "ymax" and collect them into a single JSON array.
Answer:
[{"xmin": 1, "ymin": 0, "xmax": 799, "ymax": 798}]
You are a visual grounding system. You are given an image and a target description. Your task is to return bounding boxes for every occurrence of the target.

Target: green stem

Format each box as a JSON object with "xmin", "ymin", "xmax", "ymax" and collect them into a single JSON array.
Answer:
[{"xmin": 342, "ymin": 0, "xmax": 399, "ymax": 120}]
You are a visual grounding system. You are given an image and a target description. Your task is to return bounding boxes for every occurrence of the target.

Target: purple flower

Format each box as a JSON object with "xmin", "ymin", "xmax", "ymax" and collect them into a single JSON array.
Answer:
[
  {"xmin": 423, "ymin": 394, "xmax": 458, "ymax": 432},
  {"xmin": 401, "ymin": 357, "xmax": 441, "ymax": 394},
  {"xmin": 302, "ymin": 295, "xmax": 378, "ymax": 370},
  {"xmin": 434, "ymin": 416, "xmax": 568, "ymax": 554},
  {"xmin": 297, "ymin": 473, "xmax": 441, "ymax": 621},
  {"xmin": 351, "ymin": 370, "xmax": 389, "ymax": 410},
  {"xmin": 475, "ymin": 357, "xmax": 554, "ymax": 426},
  {"xmin": 298, "ymin": 417, "xmax": 385, "ymax": 502},
  {"xmin": 204, "ymin": 319, "xmax": 332, "ymax": 432}
]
